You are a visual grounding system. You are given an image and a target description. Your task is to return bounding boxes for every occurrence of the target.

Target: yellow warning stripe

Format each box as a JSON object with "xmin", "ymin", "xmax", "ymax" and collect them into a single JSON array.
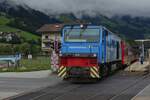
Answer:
[
  {"xmin": 61, "ymin": 72, "xmax": 67, "ymax": 78},
  {"xmin": 92, "ymin": 67, "xmax": 99, "ymax": 74},
  {"xmin": 91, "ymin": 68, "xmax": 99, "ymax": 78},
  {"xmin": 58, "ymin": 66, "xmax": 67, "ymax": 78},
  {"xmin": 90, "ymin": 67, "xmax": 100, "ymax": 78},
  {"xmin": 58, "ymin": 66, "xmax": 64, "ymax": 72},
  {"xmin": 90, "ymin": 72, "xmax": 96, "ymax": 78},
  {"xmin": 58, "ymin": 67, "xmax": 66, "ymax": 76},
  {"xmin": 93, "ymin": 66, "xmax": 98, "ymax": 72}
]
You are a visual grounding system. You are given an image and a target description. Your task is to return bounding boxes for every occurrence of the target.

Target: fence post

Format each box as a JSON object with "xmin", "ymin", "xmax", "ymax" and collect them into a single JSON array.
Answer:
[
  {"xmin": 148, "ymin": 49, "xmax": 150, "ymax": 73},
  {"xmin": 51, "ymin": 50, "xmax": 59, "ymax": 73}
]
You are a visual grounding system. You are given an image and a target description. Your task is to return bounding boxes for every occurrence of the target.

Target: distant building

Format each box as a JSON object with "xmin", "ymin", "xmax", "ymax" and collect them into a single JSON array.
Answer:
[
  {"xmin": 37, "ymin": 24, "xmax": 64, "ymax": 54},
  {"xmin": 0, "ymin": 32, "xmax": 19, "ymax": 42}
]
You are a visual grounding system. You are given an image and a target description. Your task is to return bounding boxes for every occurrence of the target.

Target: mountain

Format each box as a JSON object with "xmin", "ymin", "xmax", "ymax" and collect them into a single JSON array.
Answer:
[
  {"xmin": 110, "ymin": 15, "xmax": 150, "ymax": 39},
  {"xmin": 0, "ymin": 0, "xmax": 60, "ymax": 33},
  {"xmin": 59, "ymin": 14, "xmax": 150, "ymax": 39},
  {"xmin": 0, "ymin": 0, "xmax": 150, "ymax": 40}
]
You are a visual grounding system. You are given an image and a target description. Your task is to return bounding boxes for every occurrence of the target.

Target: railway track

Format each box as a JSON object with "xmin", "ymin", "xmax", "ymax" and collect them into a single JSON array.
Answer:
[{"xmin": 6, "ymin": 71, "xmax": 150, "ymax": 100}]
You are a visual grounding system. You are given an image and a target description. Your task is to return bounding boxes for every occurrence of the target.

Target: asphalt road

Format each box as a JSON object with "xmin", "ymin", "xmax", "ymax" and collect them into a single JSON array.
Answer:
[
  {"xmin": 7, "ymin": 71, "xmax": 150, "ymax": 100},
  {"xmin": 0, "ymin": 73, "xmax": 62, "ymax": 100}
]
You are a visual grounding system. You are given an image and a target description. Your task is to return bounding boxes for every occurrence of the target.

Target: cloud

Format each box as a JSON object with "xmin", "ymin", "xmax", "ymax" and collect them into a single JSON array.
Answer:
[{"xmin": 6, "ymin": 0, "xmax": 150, "ymax": 17}]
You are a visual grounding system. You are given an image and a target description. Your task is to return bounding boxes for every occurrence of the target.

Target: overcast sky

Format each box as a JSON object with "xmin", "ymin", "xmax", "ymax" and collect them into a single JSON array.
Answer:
[{"xmin": 5, "ymin": 0, "xmax": 150, "ymax": 17}]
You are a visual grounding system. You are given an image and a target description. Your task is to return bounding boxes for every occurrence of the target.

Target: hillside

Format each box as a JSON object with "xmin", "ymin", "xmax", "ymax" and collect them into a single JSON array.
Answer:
[
  {"xmin": 0, "ymin": 13, "xmax": 39, "ymax": 42},
  {"xmin": 1, "ymin": 0, "xmax": 150, "ymax": 40},
  {"xmin": 79, "ymin": 14, "xmax": 150, "ymax": 39},
  {"xmin": 0, "ymin": 1, "xmax": 60, "ymax": 33}
]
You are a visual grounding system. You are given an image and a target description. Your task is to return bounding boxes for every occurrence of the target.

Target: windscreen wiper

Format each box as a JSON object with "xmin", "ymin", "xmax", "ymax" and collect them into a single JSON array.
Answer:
[
  {"xmin": 80, "ymin": 28, "xmax": 86, "ymax": 37},
  {"xmin": 66, "ymin": 25, "xmax": 74, "ymax": 37}
]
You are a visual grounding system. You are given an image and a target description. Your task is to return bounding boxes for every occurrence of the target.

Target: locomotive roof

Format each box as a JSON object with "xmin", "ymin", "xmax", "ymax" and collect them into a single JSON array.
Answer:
[
  {"xmin": 102, "ymin": 26, "xmax": 121, "ymax": 40},
  {"xmin": 63, "ymin": 24, "xmax": 121, "ymax": 40}
]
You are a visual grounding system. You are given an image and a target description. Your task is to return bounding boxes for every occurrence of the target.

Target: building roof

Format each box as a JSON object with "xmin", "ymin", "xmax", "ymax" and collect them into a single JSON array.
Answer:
[{"xmin": 36, "ymin": 24, "xmax": 64, "ymax": 33}]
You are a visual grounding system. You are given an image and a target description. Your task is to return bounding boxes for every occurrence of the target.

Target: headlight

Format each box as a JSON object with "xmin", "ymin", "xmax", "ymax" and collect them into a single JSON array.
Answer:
[
  {"xmin": 93, "ymin": 54, "xmax": 97, "ymax": 57},
  {"xmin": 80, "ymin": 24, "xmax": 84, "ymax": 28},
  {"xmin": 59, "ymin": 53, "xmax": 62, "ymax": 57},
  {"xmin": 75, "ymin": 54, "xmax": 80, "ymax": 56},
  {"xmin": 59, "ymin": 51, "xmax": 62, "ymax": 56}
]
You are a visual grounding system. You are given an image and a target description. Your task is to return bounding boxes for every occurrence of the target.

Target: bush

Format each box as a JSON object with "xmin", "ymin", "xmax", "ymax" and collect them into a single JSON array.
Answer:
[
  {"xmin": 0, "ymin": 45, "xmax": 12, "ymax": 54},
  {"xmin": 0, "ymin": 57, "xmax": 51, "ymax": 72},
  {"xmin": 0, "ymin": 43, "xmax": 41, "ymax": 55}
]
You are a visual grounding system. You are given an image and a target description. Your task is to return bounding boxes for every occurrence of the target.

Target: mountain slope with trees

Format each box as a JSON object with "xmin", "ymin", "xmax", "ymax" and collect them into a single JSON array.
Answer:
[{"xmin": 1, "ymin": 0, "xmax": 150, "ymax": 40}]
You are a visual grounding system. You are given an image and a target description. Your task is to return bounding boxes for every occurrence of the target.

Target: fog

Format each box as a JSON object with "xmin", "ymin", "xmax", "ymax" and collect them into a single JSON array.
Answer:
[{"xmin": 3, "ymin": 0, "xmax": 150, "ymax": 17}]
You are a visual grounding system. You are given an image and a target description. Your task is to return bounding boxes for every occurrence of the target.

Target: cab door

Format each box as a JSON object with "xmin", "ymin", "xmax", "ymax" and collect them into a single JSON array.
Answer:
[{"xmin": 102, "ymin": 29, "xmax": 107, "ymax": 64}]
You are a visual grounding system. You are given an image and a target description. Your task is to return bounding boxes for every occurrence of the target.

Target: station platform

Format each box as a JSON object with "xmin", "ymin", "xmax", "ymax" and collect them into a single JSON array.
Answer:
[
  {"xmin": 126, "ymin": 61, "xmax": 150, "ymax": 100},
  {"xmin": 125, "ymin": 61, "xmax": 150, "ymax": 72},
  {"xmin": 132, "ymin": 84, "xmax": 150, "ymax": 100}
]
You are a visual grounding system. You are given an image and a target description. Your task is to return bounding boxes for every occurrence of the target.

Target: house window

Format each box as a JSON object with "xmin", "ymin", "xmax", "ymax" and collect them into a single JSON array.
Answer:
[
  {"xmin": 45, "ymin": 35, "xmax": 49, "ymax": 39},
  {"xmin": 45, "ymin": 43, "xmax": 50, "ymax": 47}
]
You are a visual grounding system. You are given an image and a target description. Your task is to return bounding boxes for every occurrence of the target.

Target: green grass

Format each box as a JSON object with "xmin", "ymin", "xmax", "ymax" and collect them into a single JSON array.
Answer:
[
  {"xmin": 0, "ymin": 57, "xmax": 51, "ymax": 72},
  {"xmin": 0, "ymin": 14, "xmax": 40, "ymax": 41},
  {"xmin": 0, "ymin": 25, "xmax": 40, "ymax": 41},
  {"xmin": 0, "ymin": 16, "xmax": 10, "ymax": 25},
  {"xmin": 59, "ymin": 15, "xmax": 74, "ymax": 23},
  {"xmin": 0, "ymin": 43, "xmax": 11, "ymax": 45}
]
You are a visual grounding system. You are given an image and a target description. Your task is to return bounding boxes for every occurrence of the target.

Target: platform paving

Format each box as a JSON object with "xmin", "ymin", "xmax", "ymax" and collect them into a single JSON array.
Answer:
[
  {"xmin": 125, "ymin": 61, "xmax": 150, "ymax": 72},
  {"xmin": 132, "ymin": 84, "xmax": 150, "ymax": 100}
]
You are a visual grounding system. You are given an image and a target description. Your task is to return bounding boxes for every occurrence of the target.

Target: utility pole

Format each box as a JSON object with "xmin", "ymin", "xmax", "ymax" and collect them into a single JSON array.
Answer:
[
  {"xmin": 54, "ymin": 33, "xmax": 59, "ymax": 53},
  {"xmin": 142, "ymin": 41, "xmax": 144, "ymax": 59}
]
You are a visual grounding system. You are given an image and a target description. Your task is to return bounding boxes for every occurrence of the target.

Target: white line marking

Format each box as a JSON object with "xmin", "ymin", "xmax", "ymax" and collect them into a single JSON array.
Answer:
[{"xmin": 131, "ymin": 85, "xmax": 150, "ymax": 100}]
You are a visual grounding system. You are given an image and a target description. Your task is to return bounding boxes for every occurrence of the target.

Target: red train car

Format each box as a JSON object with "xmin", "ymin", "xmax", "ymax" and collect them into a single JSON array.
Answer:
[{"xmin": 121, "ymin": 41, "xmax": 138, "ymax": 67}]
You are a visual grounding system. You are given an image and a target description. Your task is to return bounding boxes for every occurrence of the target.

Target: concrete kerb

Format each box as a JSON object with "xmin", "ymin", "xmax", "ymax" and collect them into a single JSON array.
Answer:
[
  {"xmin": 131, "ymin": 69, "xmax": 150, "ymax": 100},
  {"xmin": 0, "ymin": 70, "xmax": 53, "ymax": 79},
  {"xmin": 125, "ymin": 61, "xmax": 150, "ymax": 72}
]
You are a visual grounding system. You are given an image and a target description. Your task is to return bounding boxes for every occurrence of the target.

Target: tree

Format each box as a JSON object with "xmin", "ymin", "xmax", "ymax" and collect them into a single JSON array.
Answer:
[{"xmin": 19, "ymin": 43, "xmax": 30, "ymax": 56}]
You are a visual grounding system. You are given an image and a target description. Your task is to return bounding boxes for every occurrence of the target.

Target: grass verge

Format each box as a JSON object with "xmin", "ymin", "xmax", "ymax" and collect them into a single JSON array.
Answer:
[
  {"xmin": 0, "ymin": 25, "xmax": 40, "ymax": 41},
  {"xmin": 0, "ymin": 57, "xmax": 51, "ymax": 72}
]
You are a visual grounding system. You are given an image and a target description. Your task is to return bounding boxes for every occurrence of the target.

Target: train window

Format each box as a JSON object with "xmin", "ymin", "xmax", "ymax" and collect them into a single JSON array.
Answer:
[
  {"xmin": 102, "ymin": 29, "xmax": 109, "ymax": 43},
  {"xmin": 102, "ymin": 30, "xmax": 105, "ymax": 36},
  {"xmin": 116, "ymin": 41, "xmax": 120, "ymax": 59},
  {"xmin": 105, "ymin": 30, "xmax": 108, "ymax": 36},
  {"xmin": 112, "ymin": 40, "xmax": 115, "ymax": 47},
  {"xmin": 45, "ymin": 35, "xmax": 49, "ymax": 39},
  {"xmin": 65, "ymin": 28, "xmax": 100, "ymax": 42},
  {"xmin": 115, "ymin": 41, "xmax": 117, "ymax": 47}
]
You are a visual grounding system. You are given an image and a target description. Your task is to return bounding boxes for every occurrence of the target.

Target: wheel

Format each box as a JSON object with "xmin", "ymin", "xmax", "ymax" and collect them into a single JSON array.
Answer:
[
  {"xmin": 107, "ymin": 64, "xmax": 112, "ymax": 75},
  {"xmin": 100, "ymin": 64, "xmax": 109, "ymax": 77}
]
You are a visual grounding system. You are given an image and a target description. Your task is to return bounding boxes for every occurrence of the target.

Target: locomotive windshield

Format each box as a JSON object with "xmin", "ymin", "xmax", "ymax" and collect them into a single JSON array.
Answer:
[{"xmin": 64, "ymin": 28, "xmax": 100, "ymax": 42}]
